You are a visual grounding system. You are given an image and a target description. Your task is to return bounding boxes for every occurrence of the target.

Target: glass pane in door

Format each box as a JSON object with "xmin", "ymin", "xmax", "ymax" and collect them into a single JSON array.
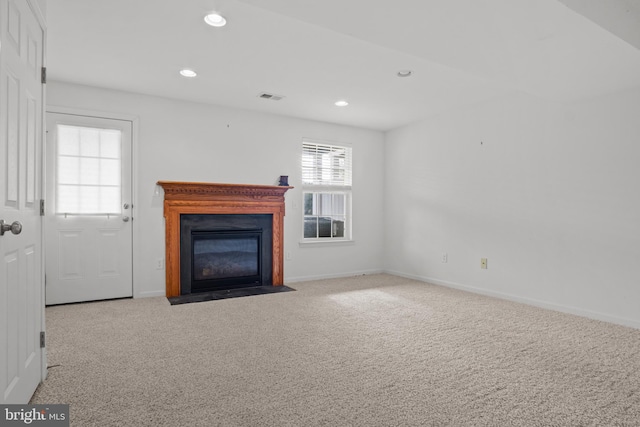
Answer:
[{"xmin": 56, "ymin": 125, "xmax": 122, "ymax": 214}]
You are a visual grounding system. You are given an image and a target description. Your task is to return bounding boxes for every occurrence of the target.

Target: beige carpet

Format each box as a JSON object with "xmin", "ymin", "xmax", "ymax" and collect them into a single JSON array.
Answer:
[{"xmin": 31, "ymin": 274, "xmax": 640, "ymax": 426}]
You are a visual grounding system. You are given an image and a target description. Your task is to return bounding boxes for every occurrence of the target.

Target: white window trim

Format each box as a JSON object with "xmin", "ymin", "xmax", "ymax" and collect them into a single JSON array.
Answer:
[
  {"xmin": 301, "ymin": 139, "xmax": 353, "ymax": 243},
  {"xmin": 300, "ymin": 189, "xmax": 353, "ymax": 244},
  {"xmin": 299, "ymin": 239, "xmax": 355, "ymax": 247}
]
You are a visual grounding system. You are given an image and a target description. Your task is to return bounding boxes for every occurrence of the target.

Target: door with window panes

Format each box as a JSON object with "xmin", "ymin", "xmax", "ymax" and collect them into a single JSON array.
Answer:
[{"xmin": 45, "ymin": 113, "xmax": 132, "ymax": 305}]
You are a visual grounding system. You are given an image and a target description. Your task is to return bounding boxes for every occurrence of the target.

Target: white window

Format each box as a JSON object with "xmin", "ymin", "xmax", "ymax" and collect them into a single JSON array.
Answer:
[
  {"xmin": 302, "ymin": 141, "xmax": 352, "ymax": 240},
  {"xmin": 56, "ymin": 125, "xmax": 122, "ymax": 214}
]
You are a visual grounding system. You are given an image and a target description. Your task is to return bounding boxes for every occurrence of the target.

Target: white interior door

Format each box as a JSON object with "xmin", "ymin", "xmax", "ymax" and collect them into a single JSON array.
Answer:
[
  {"xmin": 0, "ymin": 0, "xmax": 46, "ymax": 404},
  {"xmin": 45, "ymin": 113, "xmax": 133, "ymax": 305}
]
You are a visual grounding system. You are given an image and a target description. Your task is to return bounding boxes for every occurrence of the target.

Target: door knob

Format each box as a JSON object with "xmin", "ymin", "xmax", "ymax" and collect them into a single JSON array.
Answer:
[
  {"xmin": 122, "ymin": 216, "xmax": 130, "ymax": 222},
  {"xmin": 0, "ymin": 220, "xmax": 22, "ymax": 236}
]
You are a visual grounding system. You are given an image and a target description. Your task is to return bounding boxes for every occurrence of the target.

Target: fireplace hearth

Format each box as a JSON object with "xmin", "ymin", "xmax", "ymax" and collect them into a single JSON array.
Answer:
[{"xmin": 158, "ymin": 181, "xmax": 292, "ymax": 298}]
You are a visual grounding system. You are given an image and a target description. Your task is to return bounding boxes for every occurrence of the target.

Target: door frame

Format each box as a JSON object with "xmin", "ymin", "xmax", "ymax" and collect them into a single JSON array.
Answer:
[
  {"xmin": 45, "ymin": 106, "xmax": 140, "ymax": 298},
  {"xmin": 33, "ymin": 0, "xmax": 47, "ymax": 386}
]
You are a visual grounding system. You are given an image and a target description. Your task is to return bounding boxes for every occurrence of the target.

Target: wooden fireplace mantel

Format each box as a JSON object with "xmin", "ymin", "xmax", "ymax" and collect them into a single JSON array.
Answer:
[{"xmin": 157, "ymin": 181, "xmax": 293, "ymax": 297}]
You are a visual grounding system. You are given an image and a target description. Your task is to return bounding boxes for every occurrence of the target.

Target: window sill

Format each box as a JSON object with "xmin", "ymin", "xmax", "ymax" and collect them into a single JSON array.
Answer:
[{"xmin": 298, "ymin": 239, "xmax": 355, "ymax": 247}]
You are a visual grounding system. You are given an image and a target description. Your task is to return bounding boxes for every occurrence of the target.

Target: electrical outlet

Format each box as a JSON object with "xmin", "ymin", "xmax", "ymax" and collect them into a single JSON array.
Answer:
[
  {"xmin": 481, "ymin": 258, "xmax": 487, "ymax": 269},
  {"xmin": 156, "ymin": 258, "xmax": 164, "ymax": 270},
  {"xmin": 442, "ymin": 253, "xmax": 448, "ymax": 263},
  {"xmin": 286, "ymin": 251, "xmax": 292, "ymax": 260}
]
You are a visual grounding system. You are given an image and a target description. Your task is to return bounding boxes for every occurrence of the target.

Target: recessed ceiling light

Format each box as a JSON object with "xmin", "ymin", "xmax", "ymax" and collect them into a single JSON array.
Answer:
[
  {"xmin": 204, "ymin": 13, "xmax": 227, "ymax": 27},
  {"xmin": 397, "ymin": 70, "xmax": 413, "ymax": 77},
  {"xmin": 179, "ymin": 69, "xmax": 197, "ymax": 78},
  {"xmin": 335, "ymin": 100, "xmax": 349, "ymax": 107}
]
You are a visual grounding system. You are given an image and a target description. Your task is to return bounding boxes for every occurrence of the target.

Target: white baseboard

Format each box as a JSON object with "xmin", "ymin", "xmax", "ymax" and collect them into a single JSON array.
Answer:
[
  {"xmin": 135, "ymin": 290, "xmax": 166, "ymax": 299},
  {"xmin": 286, "ymin": 269, "xmax": 383, "ymax": 284},
  {"xmin": 384, "ymin": 269, "xmax": 640, "ymax": 330}
]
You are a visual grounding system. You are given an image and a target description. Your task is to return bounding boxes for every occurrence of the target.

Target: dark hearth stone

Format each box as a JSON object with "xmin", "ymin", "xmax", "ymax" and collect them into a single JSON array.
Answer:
[{"xmin": 167, "ymin": 285, "xmax": 296, "ymax": 306}]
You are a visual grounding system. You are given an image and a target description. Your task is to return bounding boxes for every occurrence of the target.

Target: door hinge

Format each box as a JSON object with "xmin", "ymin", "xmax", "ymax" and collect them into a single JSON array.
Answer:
[
  {"xmin": 40, "ymin": 331, "xmax": 46, "ymax": 348},
  {"xmin": 41, "ymin": 67, "xmax": 47, "ymax": 84},
  {"xmin": 40, "ymin": 199, "xmax": 45, "ymax": 216}
]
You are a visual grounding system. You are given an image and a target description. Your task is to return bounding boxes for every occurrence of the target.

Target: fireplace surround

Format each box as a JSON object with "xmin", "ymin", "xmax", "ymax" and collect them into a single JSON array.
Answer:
[
  {"xmin": 180, "ymin": 214, "xmax": 273, "ymax": 293},
  {"xmin": 157, "ymin": 181, "xmax": 292, "ymax": 298}
]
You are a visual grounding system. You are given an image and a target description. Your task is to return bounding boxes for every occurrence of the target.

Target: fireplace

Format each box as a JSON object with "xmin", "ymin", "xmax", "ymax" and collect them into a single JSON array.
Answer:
[
  {"xmin": 158, "ymin": 181, "xmax": 292, "ymax": 298},
  {"xmin": 192, "ymin": 231, "xmax": 260, "ymax": 282},
  {"xmin": 180, "ymin": 214, "xmax": 273, "ymax": 294}
]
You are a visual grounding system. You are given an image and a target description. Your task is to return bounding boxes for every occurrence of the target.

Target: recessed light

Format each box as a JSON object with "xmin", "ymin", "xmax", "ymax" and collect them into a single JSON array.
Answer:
[
  {"xmin": 179, "ymin": 69, "xmax": 197, "ymax": 78},
  {"xmin": 335, "ymin": 100, "xmax": 349, "ymax": 107},
  {"xmin": 204, "ymin": 13, "xmax": 227, "ymax": 27},
  {"xmin": 397, "ymin": 70, "xmax": 413, "ymax": 77}
]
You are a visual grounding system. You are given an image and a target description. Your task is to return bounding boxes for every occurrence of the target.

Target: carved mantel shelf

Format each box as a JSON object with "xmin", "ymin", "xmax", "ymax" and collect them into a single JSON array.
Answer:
[{"xmin": 157, "ymin": 181, "xmax": 293, "ymax": 297}]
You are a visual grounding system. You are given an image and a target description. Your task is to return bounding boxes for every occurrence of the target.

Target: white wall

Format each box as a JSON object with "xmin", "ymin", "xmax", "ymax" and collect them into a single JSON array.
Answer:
[
  {"xmin": 47, "ymin": 81, "xmax": 385, "ymax": 297},
  {"xmin": 34, "ymin": 0, "xmax": 46, "ymax": 16},
  {"xmin": 47, "ymin": 80, "xmax": 639, "ymax": 327},
  {"xmin": 385, "ymin": 88, "xmax": 640, "ymax": 328}
]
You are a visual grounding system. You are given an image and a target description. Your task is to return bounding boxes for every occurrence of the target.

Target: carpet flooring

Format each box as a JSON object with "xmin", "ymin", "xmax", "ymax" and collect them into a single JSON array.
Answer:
[{"xmin": 30, "ymin": 274, "xmax": 640, "ymax": 426}]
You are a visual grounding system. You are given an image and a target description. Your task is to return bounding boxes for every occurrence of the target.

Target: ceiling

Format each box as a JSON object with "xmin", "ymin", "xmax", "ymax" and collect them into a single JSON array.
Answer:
[{"xmin": 46, "ymin": 0, "xmax": 640, "ymax": 132}]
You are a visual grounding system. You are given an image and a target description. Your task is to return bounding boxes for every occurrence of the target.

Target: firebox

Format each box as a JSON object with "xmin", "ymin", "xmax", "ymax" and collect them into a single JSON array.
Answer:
[
  {"xmin": 180, "ymin": 214, "xmax": 273, "ymax": 294},
  {"xmin": 192, "ymin": 229, "xmax": 262, "ymax": 290}
]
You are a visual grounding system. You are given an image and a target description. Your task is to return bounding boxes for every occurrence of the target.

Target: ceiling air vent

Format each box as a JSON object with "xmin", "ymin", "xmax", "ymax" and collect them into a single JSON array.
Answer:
[{"xmin": 258, "ymin": 92, "xmax": 285, "ymax": 101}]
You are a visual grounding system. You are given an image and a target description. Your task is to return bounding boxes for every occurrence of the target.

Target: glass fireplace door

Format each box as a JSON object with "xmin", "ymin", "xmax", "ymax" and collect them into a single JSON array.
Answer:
[{"xmin": 191, "ymin": 230, "xmax": 262, "ymax": 291}]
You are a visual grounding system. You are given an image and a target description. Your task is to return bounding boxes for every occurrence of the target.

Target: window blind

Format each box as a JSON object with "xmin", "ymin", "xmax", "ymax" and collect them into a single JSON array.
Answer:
[
  {"xmin": 302, "ymin": 142, "xmax": 352, "ymax": 187},
  {"xmin": 56, "ymin": 125, "xmax": 122, "ymax": 214}
]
